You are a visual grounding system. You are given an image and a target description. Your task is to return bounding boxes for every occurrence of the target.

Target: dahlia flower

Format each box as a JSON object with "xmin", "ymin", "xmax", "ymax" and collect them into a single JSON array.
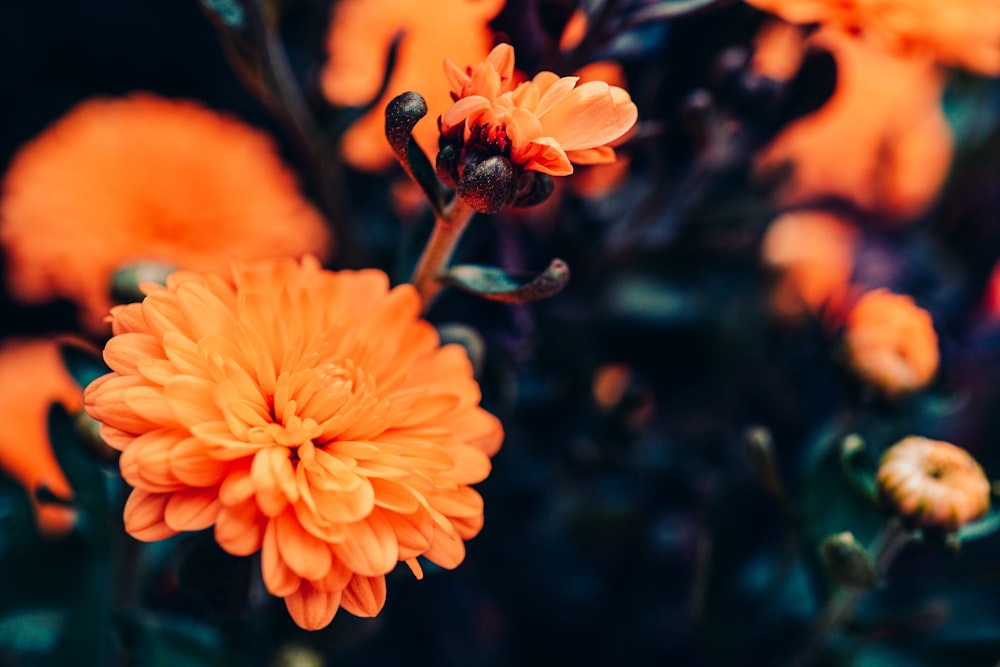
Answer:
[
  {"xmin": 0, "ymin": 94, "xmax": 331, "ymax": 334},
  {"xmin": 84, "ymin": 256, "xmax": 503, "ymax": 630},
  {"xmin": 744, "ymin": 0, "xmax": 1000, "ymax": 75},
  {"xmin": 877, "ymin": 437, "xmax": 990, "ymax": 531},
  {"xmin": 320, "ymin": 0, "xmax": 504, "ymax": 171},
  {"xmin": 844, "ymin": 289, "xmax": 939, "ymax": 398},
  {"xmin": 0, "ymin": 336, "xmax": 87, "ymax": 536},
  {"xmin": 439, "ymin": 43, "xmax": 638, "ymax": 177}
]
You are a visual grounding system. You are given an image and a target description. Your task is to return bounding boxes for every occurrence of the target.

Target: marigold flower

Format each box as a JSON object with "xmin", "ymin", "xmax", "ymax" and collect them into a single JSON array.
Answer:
[
  {"xmin": 756, "ymin": 28, "xmax": 953, "ymax": 221},
  {"xmin": 744, "ymin": 0, "xmax": 1000, "ymax": 75},
  {"xmin": 761, "ymin": 209, "xmax": 857, "ymax": 322},
  {"xmin": 877, "ymin": 436, "xmax": 990, "ymax": 531},
  {"xmin": 844, "ymin": 289, "xmax": 939, "ymax": 397},
  {"xmin": 320, "ymin": 0, "xmax": 505, "ymax": 171},
  {"xmin": 0, "ymin": 94, "xmax": 331, "ymax": 334},
  {"xmin": 83, "ymin": 256, "xmax": 503, "ymax": 630},
  {"xmin": 0, "ymin": 336, "xmax": 88, "ymax": 536},
  {"xmin": 439, "ymin": 43, "xmax": 638, "ymax": 178}
]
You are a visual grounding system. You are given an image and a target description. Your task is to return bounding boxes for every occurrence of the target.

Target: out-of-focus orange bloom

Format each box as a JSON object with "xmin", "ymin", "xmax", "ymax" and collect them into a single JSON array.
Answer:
[
  {"xmin": 877, "ymin": 436, "xmax": 990, "ymax": 531},
  {"xmin": 320, "ymin": 0, "xmax": 505, "ymax": 171},
  {"xmin": 761, "ymin": 209, "xmax": 857, "ymax": 323},
  {"xmin": 744, "ymin": 0, "xmax": 1000, "ymax": 75},
  {"xmin": 752, "ymin": 20, "xmax": 807, "ymax": 82},
  {"xmin": 441, "ymin": 44, "xmax": 638, "ymax": 176},
  {"xmin": 0, "ymin": 336, "xmax": 88, "ymax": 537},
  {"xmin": 84, "ymin": 256, "xmax": 503, "ymax": 630},
  {"xmin": 756, "ymin": 28, "xmax": 953, "ymax": 221},
  {"xmin": 844, "ymin": 289, "xmax": 939, "ymax": 397},
  {"xmin": 0, "ymin": 94, "xmax": 331, "ymax": 335}
]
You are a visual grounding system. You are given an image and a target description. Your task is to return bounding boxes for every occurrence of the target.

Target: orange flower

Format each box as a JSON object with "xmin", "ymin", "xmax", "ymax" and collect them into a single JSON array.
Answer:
[
  {"xmin": 439, "ymin": 43, "xmax": 638, "ymax": 177},
  {"xmin": 744, "ymin": 0, "xmax": 1000, "ymax": 74},
  {"xmin": 752, "ymin": 20, "xmax": 807, "ymax": 82},
  {"xmin": 761, "ymin": 209, "xmax": 857, "ymax": 322},
  {"xmin": 83, "ymin": 256, "xmax": 503, "ymax": 630},
  {"xmin": 320, "ymin": 0, "xmax": 505, "ymax": 171},
  {"xmin": 756, "ymin": 28, "xmax": 953, "ymax": 221},
  {"xmin": 877, "ymin": 436, "xmax": 990, "ymax": 530},
  {"xmin": 0, "ymin": 336, "xmax": 88, "ymax": 537},
  {"xmin": 0, "ymin": 94, "xmax": 331, "ymax": 334},
  {"xmin": 844, "ymin": 289, "xmax": 939, "ymax": 397}
]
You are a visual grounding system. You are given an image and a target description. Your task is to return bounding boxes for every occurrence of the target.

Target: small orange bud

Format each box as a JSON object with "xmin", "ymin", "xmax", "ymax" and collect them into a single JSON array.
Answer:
[{"xmin": 877, "ymin": 437, "xmax": 990, "ymax": 531}]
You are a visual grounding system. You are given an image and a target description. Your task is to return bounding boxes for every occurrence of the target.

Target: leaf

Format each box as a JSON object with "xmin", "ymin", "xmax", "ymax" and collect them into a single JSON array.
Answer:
[
  {"xmin": 0, "ymin": 608, "xmax": 68, "ymax": 653},
  {"xmin": 444, "ymin": 259, "xmax": 570, "ymax": 304}
]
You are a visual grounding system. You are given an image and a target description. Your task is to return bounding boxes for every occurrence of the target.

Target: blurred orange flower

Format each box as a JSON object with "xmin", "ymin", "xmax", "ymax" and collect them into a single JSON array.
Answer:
[
  {"xmin": 877, "ymin": 436, "xmax": 990, "ymax": 530},
  {"xmin": 844, "ymin": 289, "xmax": 939, "ymax": 397},
  {"xmin": 84, "ymin": 256, "xmax": 503, "ymax": 630},
  {"xmin": 320, "ymin": 0, "xmax": 505, "ymax": 171},
  {"xmin": 0, "ymin": 336, "xmax": 88, "ymax": 537},
  {"xmin": 756, "ymin": 28, "xmax": 953, "ymax": 221},
  {"xmin": 761, "ymin": 209, "xmax": 857, "ymax": 323},
  {"xmin": 440, "ymin": 43, "xmax": 638, "ymax": 176},
  {"xmin": 744, "ymin": 0, "xmax": 1000, "ymax": 74},
  {"xmin": 0, "ymin": 94, "xmax": 331, "ymax": 335}
]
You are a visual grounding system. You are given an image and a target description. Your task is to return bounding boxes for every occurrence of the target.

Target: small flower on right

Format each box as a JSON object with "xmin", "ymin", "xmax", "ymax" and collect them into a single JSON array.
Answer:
[
  {"xmin": 877, "ymin": 436, "xmax": 991, "ymax": 531},
  {"xmin": 844, "ymin": 289, "xmax": 939, "ymax": 398},
  {"xmin": 436, "ymin": 43, "xmax": 638, "ymax": 211}
]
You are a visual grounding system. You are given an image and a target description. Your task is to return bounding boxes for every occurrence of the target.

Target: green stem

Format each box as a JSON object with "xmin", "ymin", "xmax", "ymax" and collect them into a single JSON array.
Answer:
[
  {"xmin": 784, "ymin": 519, "xmax": 915, "ymax": 667},
  {"xmin": 410, "ymin": 200, "xmax": 476, "ymax": 313}
]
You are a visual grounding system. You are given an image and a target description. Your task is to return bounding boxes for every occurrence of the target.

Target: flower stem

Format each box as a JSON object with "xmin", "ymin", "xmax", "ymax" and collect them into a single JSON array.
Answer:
[
  {"xmin": 410, "ymin": 199, "xmax": 476, "ymax": 313},
  {"xmin": 784, "ymin": 519, "xmax": 915, "ymax": 667}
]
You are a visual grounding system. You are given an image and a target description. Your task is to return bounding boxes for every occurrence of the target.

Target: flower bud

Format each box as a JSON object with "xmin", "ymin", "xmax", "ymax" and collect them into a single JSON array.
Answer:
[
  {"xmin": 457, "ymin": 155, "xmax": 517, "ymax": 213},
  {"xmin": 819, "ymin": 531, "xmax": 879, "ymax": 589},
  {"xmin": 877, "ymin": 436, "xmax": 990, "ymax": 531}
]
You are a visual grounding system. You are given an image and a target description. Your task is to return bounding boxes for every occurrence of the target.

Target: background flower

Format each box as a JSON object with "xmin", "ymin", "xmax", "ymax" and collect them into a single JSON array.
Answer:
[
  {"xmin": 0, "ymin": 94, "xmax": 332, "ymax": 334},
  {"xmin": 84, "ymin": 256, "xmax": 502, "ymax": 630}
]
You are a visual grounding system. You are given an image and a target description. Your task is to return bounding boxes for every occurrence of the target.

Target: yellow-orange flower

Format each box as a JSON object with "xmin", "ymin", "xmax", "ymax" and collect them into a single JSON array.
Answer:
[
  {"xmin": 320, "ymin": 0, "xmax": 505, "ymax": 171},
  {"xmin": 440, "ymin": 43, "xmax": 638, "ymax": 177},
  {"xmin": 84, "ymin": 256, "xmax": 503, "ymax": 630},
  {"xmin": 756, "ymin": 28, "xmax": 953, "ymax": 221},
  {"xmin": 0, "ymin": 94, "xmax": 331, "ymax": 334},
  {"xmin": 744, "ymin": 0, "xmax": 1000, "ymax": 75},
  {"xmin": 844, "ymin": 289, "xmax": 939, "ymax": 397},
  {"xmin": 761, "ymin": 209, "xmax": 857, "ymax": 322},
  {"xmin": 877, "ymin": 436, "xmax": 990, "ymax": 530},
  {"xmin": 0, "ymin": 336, "xmax": 88, "ymax": 536}
]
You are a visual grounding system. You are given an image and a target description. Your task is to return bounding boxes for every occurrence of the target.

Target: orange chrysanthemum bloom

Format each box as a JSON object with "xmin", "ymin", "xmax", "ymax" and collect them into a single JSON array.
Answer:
[
  {"xmin": 83, "ymin": 256, "xmax": 503, "ymax": 630},
  {"xmin": 439, "ymin": 43, "xmax": 638, "ymax": 177},
  {"xmin": 761, "ymin": 209, "xmax": 857, "ymax": 322},
  {"xmin": 0, "ymin": 336, "xmax": 89, "ymax": 536},
  {"xmin": 877, "ymin": 436, "xmax": 991, "ymax": 531},
  {"xmin": 0, "ymin": 94, "xmax": 331, "ymax": 334},
  {"xmin": 743, "ymin": 0, "xmax": 1000, "ymax": 75},
  {"xmin": 320, "ymin": 0, "xmax": 505, "ymax": 171},
  {"xmin": 844, "ymin": 289, "xmax": 939, "ymax": 397},
  {"xmin": 756, "ymin": 28, "xmax": 953, "ymax": 221}
]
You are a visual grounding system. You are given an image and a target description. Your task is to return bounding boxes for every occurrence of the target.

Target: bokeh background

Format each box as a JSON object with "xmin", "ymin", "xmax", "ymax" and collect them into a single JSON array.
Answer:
[{"xmin": 3, "ymin": 1, "xmax": 1000, "ymax": 666}]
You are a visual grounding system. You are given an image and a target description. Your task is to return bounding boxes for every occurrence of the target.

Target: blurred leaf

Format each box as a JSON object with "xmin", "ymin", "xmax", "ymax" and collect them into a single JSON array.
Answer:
[
  {"xmin": 0, "ymin": 608, "xmax": 67, "ymax": 653},
  {"xmin": 436, "ymin": 323, "xmax": 486, "ymax": 376},
  {"xmin": 445, "ymin": 259, "xmax": 570, "ymax": 304},
  {"xmin": 600, "ymin": 275, "xmax": 703, "ymax": 327},
  {"xmin": 118, "ymin": 611, "xmax": 224, "ymax": 667},
  {"xmin": 59, "ymin": 343, "xmax": 109, "ymax": 391}
]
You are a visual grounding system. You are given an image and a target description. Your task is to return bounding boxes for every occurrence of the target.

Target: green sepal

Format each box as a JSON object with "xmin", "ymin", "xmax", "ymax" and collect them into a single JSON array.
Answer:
[{"xmin": 444, "ymin": 259, "xmax": 570, "ymax": 304}]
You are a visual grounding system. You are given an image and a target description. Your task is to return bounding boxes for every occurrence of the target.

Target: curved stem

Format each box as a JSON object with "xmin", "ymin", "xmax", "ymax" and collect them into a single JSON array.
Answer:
[
  {"xmin": 784, "ymin": 519, "xmax": 915, "ymax": 667},
  {"xmin": 410, "ymin": 200, "xmax": 476, "ymax": 313}
]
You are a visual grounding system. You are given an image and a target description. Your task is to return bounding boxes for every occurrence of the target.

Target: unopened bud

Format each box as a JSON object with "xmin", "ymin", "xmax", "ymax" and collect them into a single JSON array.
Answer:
[
  {"xmin": 458, "ymin": 155, "xmax": 517, "ymax": 213},
  {"xmin": 819, "ymin": 531, "xmax": 879, "ymax": 589}
]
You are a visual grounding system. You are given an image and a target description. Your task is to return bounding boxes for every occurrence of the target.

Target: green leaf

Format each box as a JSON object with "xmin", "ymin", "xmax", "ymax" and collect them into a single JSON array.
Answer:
[
  {"xmin": 0, "ymin": 608, "xmax": 68, "ymax": 653},
  {"xmin": 444, "ymin": 259, "xmax": 570, "ymax": 304}
]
